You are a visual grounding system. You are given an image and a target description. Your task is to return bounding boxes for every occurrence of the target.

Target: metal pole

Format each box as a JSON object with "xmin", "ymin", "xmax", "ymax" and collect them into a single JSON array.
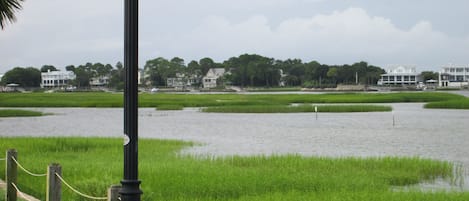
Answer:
[{"xmin": 121, "ymin": 0, "xmax": 142, "ymax": 200}]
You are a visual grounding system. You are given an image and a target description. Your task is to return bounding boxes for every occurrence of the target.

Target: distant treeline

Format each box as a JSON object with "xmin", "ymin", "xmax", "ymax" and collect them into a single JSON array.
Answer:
[{"xmin": 1, "ymin": 53, "xmax": 385, "ymax": 88}]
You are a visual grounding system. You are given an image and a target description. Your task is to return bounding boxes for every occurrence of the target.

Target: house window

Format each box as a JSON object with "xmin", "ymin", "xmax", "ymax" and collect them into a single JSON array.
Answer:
[
  {"xmin": 389, "ymin": 76, "xmax": 395, "ymax": 81},
  {"xmin": 410, "ymin": 76, "xmax": 415, "ymax": 81},
  {"xmin": 403, "ymin": 76, "xmax": 409, "ymax": 81},
  {"xmin": 382, "ymin": 76, "xmax": 389, "ymax": 81},
  {"xmin": 456, "ymin": 68, "xmax": 464, "ymax": 73},
  {"xmin": 456, "ymin": 76, "xmax": 464, "ymax": 81},
  {"xmin": 396, "ymin": 76, "xmax": 402, "ymax": 82}
]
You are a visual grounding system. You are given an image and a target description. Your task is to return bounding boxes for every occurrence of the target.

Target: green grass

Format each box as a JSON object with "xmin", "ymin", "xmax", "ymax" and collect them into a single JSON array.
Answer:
[
  {"xmin": 202, "ymin": 105, "xmax": 392, "ymax": 113},
  {"xmin": 0, "ymin": 92, "xmax": 464, "ymax": 108},
  {"xmin": 424, "ymin": 99, "xmax": 469, "ymax": 109},
  {"xmin": 156, "ymin": 104, "xmax": 184, "ymax": 110},
  {"xmin": 0, "ymin": 109, "xmax": 44, "ymax": 117},
  {"xmin": 246, "ymin": 87, "xmax": 302, "ymax": 92},
  {"xmin": 0, "ymin": 137, "xmax": 467, "ymax": 201}
]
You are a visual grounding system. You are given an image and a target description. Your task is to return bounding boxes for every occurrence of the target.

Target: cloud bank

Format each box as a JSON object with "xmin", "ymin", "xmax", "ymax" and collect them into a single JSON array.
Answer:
[{"xmin": 1, "ymin": 3, "xmax": 468, "ymax": 72}]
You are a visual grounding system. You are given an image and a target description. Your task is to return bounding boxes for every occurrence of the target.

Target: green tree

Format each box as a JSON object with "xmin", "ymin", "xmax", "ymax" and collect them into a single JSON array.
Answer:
[
  {"xmin": 327, "ymin": 67, "xmax": 338, "ymax": 84},
  {"xmin": 1, "ymin": 67, "xmax": 41, "ymax": 87},
  {"xmin": 65, "ymin": 65, "xmax": 76, "ymax": 72},
  {"xmin": 109, "ymin": 62, "xmax": 125, "ymax": 90},
  {"xmin": 40, "ymin": 65, "xmax": 58, "ymax": 72},
  {"xmin": 0, "ymin": 0, "xmax": 24, "ymax": 29},
  {"xmin": 144, "ymin": 57, "xmax": 173, "ymax": 86},
  {"xmin": 421, "ymin": 71, "xmax": 439, "ymax": 82},
  {"xmin": 199, "ymin": 57, "xmax": 216, "ymax": 76},
  {"xmin": 225, "ymin": 54, "xmax": 278, "ymax": 87}
]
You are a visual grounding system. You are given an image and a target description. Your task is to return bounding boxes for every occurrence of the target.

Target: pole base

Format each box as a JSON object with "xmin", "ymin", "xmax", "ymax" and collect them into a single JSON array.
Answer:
[{"xmin": 120, "ymin": 180, "xmax": 142, "ymax": 201}]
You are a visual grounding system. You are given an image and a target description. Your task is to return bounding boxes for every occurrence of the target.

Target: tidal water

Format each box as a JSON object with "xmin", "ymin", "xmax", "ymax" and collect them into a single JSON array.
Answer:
[{"xmin": 1, "ymin": 103, "xmax": 469, "ymax": 189}]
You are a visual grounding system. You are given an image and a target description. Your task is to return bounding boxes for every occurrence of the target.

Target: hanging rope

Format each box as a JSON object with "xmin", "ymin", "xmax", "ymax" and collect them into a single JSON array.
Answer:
[
  {"xmin": 11, "ymin": 157, "xmax": 47, "ymax": 177},
  {"xmin": 55, "ymin": 173, "xmax": 107, "ymax": 200},
  {"xmin": 11, "ymin": 183, "xmax": 34, "ymax": 201}
]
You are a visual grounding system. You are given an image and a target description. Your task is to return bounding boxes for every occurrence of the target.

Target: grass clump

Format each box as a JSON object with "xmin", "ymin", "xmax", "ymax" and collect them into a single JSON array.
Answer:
[
  {"xmin": 0, "ymin": 109, "xmax": 44, "ymax": 117},
  {"xmin": 425, "ymin": 99, "xmax": 469, "ymax": 110},
  {"xmin": 0, "ymin": 137, "xmax": 467, "ymax": 201},
  {"xmin": 156, "ymin": 104, "xmax": 184, "ymax": 110},
  {"xmin": 202, "ymin": 104, "xmax": 392, "ymax": 113},
  {"xmin": 315, "ymin": 104, "xmax": 392, "ymax": 112}
]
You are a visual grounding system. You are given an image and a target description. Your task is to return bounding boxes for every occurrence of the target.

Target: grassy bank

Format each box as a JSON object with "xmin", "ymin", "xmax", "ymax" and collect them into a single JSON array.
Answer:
[
  {"xmin": 424, "ymin": 99, "xmax": 469, "ymax": 110},
  {"xmin": 0, "ymin": 92, "xmax": 464, "ymax": 108},
  {"xmin": 0, "ymin": 137, "xmax": 467, "ymax": 201},
  {"xmin": 202, "ymin": 104, "xmax": 392, "ymax": 113},
  {"xmin": 0, "ymin": 109, "xmax": 43, "ymax": 117}
]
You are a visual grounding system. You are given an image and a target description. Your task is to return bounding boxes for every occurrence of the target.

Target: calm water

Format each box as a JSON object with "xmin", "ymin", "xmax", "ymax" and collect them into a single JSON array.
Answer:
[{"xmin": 1, "ymin": 103, "xmax": 469, "ymax": 188}]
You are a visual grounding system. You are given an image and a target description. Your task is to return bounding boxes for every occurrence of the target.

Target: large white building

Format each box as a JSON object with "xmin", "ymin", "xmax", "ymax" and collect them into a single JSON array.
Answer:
[
  {"xmin": 377, "ymin": 65, "xmax": 421, "ymax": 85},
  {"xmin": 41, "ymin": 70, "xmax": 76, "ymax": 88},
  {"xmin": 439, "ymin": 64, "xmax": 469, "ymax": 87}
]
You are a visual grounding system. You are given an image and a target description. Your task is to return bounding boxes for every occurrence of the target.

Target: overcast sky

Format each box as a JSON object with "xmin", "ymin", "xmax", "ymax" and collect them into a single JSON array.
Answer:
[{"xmin": 1, "ymin": 0, "xmax": 468, "ymax": 73}]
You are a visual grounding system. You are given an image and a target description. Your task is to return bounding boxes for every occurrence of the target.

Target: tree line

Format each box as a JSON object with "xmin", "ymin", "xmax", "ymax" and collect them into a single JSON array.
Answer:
[
  {"xmin": 143, "ymin": 54, "xmax": 386, "ymax": 88},
  {"xmin": 1, "ymin": 53, "xmax": 394, "ymax": 89}
]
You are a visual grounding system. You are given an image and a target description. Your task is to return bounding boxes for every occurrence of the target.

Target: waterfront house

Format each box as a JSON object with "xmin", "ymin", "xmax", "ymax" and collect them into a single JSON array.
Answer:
[
  {"xmin": 377, "ymin": 65, "xmax": 421, "ymax": 86},
  {"xmin": 203, "ymin": 68, "xmax": 226, "ymax": 88},
  {"xmin": 439, "ymin": 64, "xmax": 469, "ymax": 87},
  {"xmin": 41, "ymin": 70, "xmax": 76, "ymax": 88}
]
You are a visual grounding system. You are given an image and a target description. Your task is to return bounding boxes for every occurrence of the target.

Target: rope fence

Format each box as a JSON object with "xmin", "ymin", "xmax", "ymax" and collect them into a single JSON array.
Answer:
[
  {"xmin": 3, "ymin": 149, "xmax": 120, "ymax": 201},
  {"xmin": 11, "ymin": 156, "xmax": 47, "ymax": 177},
  {"xmin": 55, "ymin": 173, "xmax": 108, "ymax": 200},
  {"xmin": 11, "ymin": 183, "xmax": 34, "ymax": 201}
]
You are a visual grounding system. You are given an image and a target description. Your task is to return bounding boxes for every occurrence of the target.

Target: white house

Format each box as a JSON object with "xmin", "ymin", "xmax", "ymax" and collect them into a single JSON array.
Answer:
[
  {"xmin": 167, "ymin": 73, "xmax": 200, "ymax": 88},
  {"xmin": 90, "ymin": 76, "xmax": 110, "ymax": 87},
  {"xmin": 41, "ymin": 70, "xmax": 76, "ymax": 88},
  {"xmin": 439, "ymin": 64, "xmax": 469, "ymax": 87},
  {"xmin": 377, "ymin": 65, "xmax": 421, "ymax": 85},
  {"xmin": 203, "ymin": 68, "xmax": 226, "ymax": 88}
]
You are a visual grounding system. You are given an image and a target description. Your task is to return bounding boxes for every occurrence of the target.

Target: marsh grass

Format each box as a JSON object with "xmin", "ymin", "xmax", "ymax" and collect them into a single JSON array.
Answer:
[
  {"xmin": 0, "ymin": 92, "xmax": 464, "ymax": 108},
  {"xmin": 424, "ymin": 99, "xmax": 469, "ymax": 109},
  {"xmin": 0, "ymin": 109, "xmax": 43, "ymax": 117},
  {"xmin": 246, "ymin": 87, "xmax": 302, "ymax": 92},
  {"xmin": 202, "ymin": 104, "xmax": 392, "ymax": 113},
  {"xmin": 0, "ymin": 137, "xmax": 467, "ymax": 201}
]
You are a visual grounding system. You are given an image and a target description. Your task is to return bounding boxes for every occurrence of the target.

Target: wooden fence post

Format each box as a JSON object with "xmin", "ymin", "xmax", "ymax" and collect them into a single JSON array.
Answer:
[
  {"xmin": 47, "ymin": 163, "xmax": 62, "ymax": 201},
  {"xmin": 108, "ymin": 185, "xmax": 122, "ymax": 201},
  {"xmin": 6, "ymin": 149, "xmax": 17, "ymax": 201}
]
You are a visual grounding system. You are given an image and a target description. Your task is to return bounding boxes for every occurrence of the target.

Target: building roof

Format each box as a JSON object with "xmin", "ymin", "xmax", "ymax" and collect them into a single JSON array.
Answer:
[
  {"xmin": 384, "ymin": 65, "xmax": 417, "ymax": 74},
  {"xmin": 204, "ymin": 68, "xmax": 225, "ymax": 78}
]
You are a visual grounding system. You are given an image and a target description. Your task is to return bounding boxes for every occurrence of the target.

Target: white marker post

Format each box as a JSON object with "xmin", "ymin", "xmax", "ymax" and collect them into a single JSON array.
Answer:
[{"xmin": 315, "ymin": 106, "xmax": 318, "ymax": 120}]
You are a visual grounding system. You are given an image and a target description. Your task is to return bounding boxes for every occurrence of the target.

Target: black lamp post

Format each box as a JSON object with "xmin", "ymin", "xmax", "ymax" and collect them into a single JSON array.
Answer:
[{"xmin": 121, "ymin": 0, "xmax": 142, "ymax": 200}]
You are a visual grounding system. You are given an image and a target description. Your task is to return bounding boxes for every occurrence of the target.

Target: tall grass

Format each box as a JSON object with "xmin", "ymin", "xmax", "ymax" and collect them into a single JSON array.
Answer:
[
  {"xmin": 0, "ymin": 109, "xmax": 43, "ymax": 117},
  {"xmin": 424, "ymin": 99, "xmax": 469, "ymax": 109},
  {"xmin": 0, "ymin": 92, "xmax": 464, "ymax": 108},
  {"xmin": 202, "ymin": 105, "xmax": 392, "ymax": 113},
  {"xmin": 0, "ymin": 137, "xmax": 467, "ymax": 201}
]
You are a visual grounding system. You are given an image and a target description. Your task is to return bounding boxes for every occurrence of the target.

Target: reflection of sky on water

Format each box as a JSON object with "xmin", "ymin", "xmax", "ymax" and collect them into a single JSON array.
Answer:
[{"xmin": 1, "ymin": 103, "xmax": 469, "ymax": 188}]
